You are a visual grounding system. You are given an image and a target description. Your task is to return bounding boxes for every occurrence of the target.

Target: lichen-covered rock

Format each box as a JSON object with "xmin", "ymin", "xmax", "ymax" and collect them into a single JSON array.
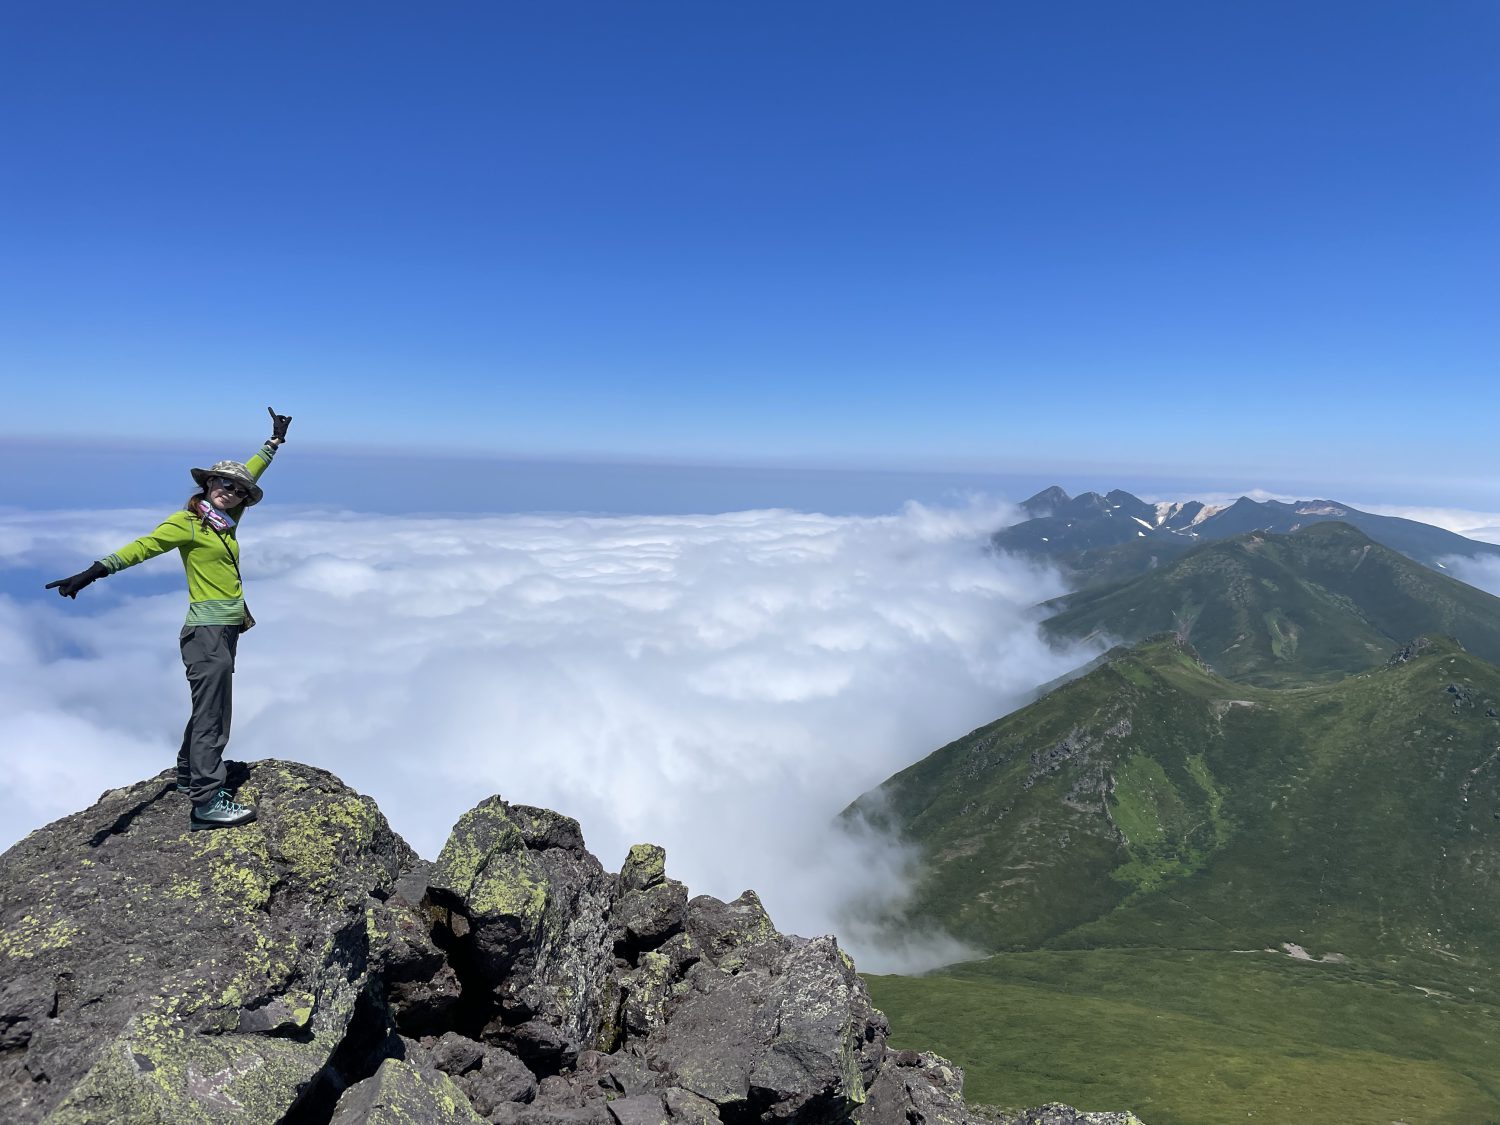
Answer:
[
  {"xmin": 0, "ymin": 760, "xmax": 415, "ymax": 1124},
  {"xmin": 329, "ymin": 1056, "xmax": 487, "ymax": 1124},
  {"xmin": 619, "ymin": 951, "xmax": 673, "ymax": 1036},
  {"xmin": 613, "ymin": 845, "xmax": 688, "ymax": 959},
  {"xmin": 429, "ymin": 800, "xmax": 617, "ymax": 1071},
  {"xmin": 3, "ymin": 772, "xmax": 1142, "ymax": 1125}
]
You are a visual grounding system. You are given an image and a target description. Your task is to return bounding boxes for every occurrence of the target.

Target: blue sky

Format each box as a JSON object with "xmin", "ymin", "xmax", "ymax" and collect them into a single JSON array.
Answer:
[{"xmin": 3, "ymin": 1, "xmax": 1496, "ymax": 502}]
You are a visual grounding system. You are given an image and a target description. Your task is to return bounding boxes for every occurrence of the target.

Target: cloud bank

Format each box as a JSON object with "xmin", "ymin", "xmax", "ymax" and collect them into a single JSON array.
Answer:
[{"xmin": 1, "ymin": 498, "xmax": 1095, "ymax": 972}]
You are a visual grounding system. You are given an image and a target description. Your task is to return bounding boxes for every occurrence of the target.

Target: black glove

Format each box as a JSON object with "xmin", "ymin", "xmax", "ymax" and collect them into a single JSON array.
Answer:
[
  {"xmin": 267, "ymin": 406, "xmax": 292, "ymax": 443},
  {"xmin": 45, "ymin": 561, "xmax": 109, "ymax": 599}
]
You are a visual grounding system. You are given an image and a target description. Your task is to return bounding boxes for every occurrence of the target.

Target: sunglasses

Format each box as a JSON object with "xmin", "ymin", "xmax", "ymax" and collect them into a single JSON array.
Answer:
[{"xmin": 209, "ymin": 478, "xmax": 249, "ymax": 497}]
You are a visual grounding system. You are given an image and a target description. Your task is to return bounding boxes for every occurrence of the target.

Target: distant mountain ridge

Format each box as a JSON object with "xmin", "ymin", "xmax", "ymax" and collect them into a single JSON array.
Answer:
[
  {"xmin": 998, "ymin": 486, "xmax": 1500, "ymax": 589},
  {"xmin": 1040, "ymin": 522, "xmax": 1500, "ymax": 686}
]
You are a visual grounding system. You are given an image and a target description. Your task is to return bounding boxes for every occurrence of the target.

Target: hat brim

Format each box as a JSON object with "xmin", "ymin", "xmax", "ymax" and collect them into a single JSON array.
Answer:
[{"xmin": 191, "ymin": 467, "xmax": 264, "ymax": 506}]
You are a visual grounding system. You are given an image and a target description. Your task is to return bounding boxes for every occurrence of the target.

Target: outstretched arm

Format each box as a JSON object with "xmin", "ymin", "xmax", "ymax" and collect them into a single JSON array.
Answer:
[
  {"xmin": 246, "ymin": 406, "xmax": 293, "ymax": 482},
  {"xmin": 46, "ymin": 512, "xmax": 195, "ymax": 598}
]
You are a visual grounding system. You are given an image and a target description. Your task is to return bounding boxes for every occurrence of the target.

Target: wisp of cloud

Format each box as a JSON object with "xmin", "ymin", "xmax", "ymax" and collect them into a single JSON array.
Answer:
[{"xmin": 1, "ymin": 498, "xmax": 1096, "ymax": 972}]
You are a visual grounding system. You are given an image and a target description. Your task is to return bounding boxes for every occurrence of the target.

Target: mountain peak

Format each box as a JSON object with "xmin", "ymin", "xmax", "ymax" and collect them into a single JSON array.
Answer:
[
  {"xmin": 1020, "ymin": 485, "xmax": 1071, "ymax": 517},
  {"xmin": 994, "ymin": 487, "xmax": 1500, "ymax": 589}
]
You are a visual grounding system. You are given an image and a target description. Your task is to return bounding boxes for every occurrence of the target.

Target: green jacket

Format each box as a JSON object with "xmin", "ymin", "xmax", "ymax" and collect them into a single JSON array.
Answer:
[{"xmin": 100, "ymin": 443, "xmax": 278, "ymax": 626}]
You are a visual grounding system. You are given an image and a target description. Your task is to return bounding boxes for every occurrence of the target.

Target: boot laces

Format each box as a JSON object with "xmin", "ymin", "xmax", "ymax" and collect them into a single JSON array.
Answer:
[{"xmin": 212, "ymin": 789, "xmax": 250, "ymax": 814}]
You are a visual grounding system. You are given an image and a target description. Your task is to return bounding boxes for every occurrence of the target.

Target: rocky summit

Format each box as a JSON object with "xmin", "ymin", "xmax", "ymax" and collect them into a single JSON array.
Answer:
[{"xmin": 0, "ymin": 760, "xmax": 1141, "ymax": 1125}]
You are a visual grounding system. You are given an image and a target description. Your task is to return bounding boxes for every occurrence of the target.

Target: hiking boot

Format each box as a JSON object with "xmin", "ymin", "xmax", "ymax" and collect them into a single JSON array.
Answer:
[
  {"xmin": 190, "ymin": 789, "xmax": 256, "ymax": 831},
  {"xmin": 176, "ymin": 769, "xmax": 190, "ymax": 793}
]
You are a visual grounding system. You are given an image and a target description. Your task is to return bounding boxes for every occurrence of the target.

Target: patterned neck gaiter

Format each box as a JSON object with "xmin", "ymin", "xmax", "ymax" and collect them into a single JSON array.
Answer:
[{"xmin": 197, "ymin": 501, "xmax": 237, "ymax": 533}]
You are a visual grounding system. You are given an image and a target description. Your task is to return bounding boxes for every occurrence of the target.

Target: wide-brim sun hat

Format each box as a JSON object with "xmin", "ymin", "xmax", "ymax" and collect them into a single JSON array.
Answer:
[{"xmin": 191, "ymin": 460, "xmax": 264, "ymax": 506}]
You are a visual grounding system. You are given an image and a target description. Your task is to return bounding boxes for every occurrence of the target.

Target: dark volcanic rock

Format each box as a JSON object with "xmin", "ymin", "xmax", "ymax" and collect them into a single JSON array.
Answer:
[
  {"xmin": 645, "ymin": 926, "xmax": 884, "ymax": 1122},
  {"xmin": 856, "ymin": 1051, "xmax": 969, "ymax": 1125},
  {"xmin": 0, "ymin": 759, "xmax": 415, "ymax": 1124},
  {"xmin": 1, "ymin": 767, "xmax": 1142, "ymax": 1125}
]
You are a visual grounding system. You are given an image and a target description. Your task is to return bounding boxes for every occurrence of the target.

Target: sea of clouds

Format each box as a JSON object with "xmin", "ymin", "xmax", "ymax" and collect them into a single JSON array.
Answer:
[{"xmin": 0, "ymin": 497, "xmax": 1095, "ymax": 972}]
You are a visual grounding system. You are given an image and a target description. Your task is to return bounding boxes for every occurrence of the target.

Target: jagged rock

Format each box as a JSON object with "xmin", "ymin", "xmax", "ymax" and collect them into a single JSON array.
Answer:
[
  {"xmin": 456, "ymin": 1048, "xmax": 539, "ymax": 1115},
  {"xmin": 645, "ymin": 927, "xmax": 883, "ymax": 1121},
  {"xmin": 429, "ymin": 799, "xmax": 617, "ymax": 1069},
  {"xmin": 488, "ymin": 1018, "xmax": 580, "ymax": 1075},
  {"xmin": 2, "ymin": 768, "xmax": 1142, "ymax": 1125},
  {"xmin": 490, "ymin": 1066, "xmax": 613, "ymax": 1125},
  {"xmin": 369, "ymin": 864, "xmax": 463, "ymax": 1037},
  {"xmin": 619, "ymin": 951, "xmax": 674, "ymax": 1036},
  {"xmin": 684, "ymin": 889, "xmax": 783, "ymax": 973},
  {"xmin": 578, "ymin": 1047, "xmax": 658, "ymax": 1097},
  {"xmin": 614, "ymin": 845, "xmax": 689, "ymax": 957},
  {"xmin": 857, "ymin": 1050, "xmax": 970, "ymax": 1125},
  {"xmin": 329, "ymin": 1056, "xmax": 487, "ymax": 1124},
  {"xmin": 421, "ymin": 1031, "xmax": 539, "ymax": 1115},
  {"xmin": 427, "ymin": 1030, "xmax": 488, "ymax": 1076},
  {"xmin": 0, "ymin": 760, "xmax": 414, "ymax": 1125},
  {"xmin": 1388, "ymin": 636, "xmax": 1436, "ymax": 664}
]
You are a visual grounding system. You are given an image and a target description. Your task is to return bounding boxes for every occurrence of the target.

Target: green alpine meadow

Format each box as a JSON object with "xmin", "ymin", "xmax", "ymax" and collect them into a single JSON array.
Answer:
[{"xmin": 851, "ymin": 518, "xmax": 1500, "ymax": 1124}]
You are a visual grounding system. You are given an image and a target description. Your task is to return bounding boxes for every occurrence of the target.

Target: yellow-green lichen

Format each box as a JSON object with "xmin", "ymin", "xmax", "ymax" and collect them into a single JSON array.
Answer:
[
  {"xmin": 433, "ymin": 803, "xmax": 525, "ymax": 895},
  {"xmin": 49, "ymin": 1006, "xmax": 334, "ymax": 1124},
  {"xmin": 0, "ymin": 912, "xmax": 82, "ymax": 959},
  {"xmin": 623, "ymin": 843, "xmax": 667, "ymax": 888},
  {"xmin": 468, "ymin": 852, "xmax": 548, "ymax": 921},
  {"xmin": 433, "ymin": 802, "xmax": 552, "ymax": 923},
  {"xmin": 274, "ymin": 795, "xmax": 378, "ymax": 891}
]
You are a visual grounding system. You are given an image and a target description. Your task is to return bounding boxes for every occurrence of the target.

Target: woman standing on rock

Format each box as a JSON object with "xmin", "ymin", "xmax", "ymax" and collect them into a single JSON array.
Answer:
[{"xmin": 46, "ymin": 408, "xmax": 293, "ymax": 832}]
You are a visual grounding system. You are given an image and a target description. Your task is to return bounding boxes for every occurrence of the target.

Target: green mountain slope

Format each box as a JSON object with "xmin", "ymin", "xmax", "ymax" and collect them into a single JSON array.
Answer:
[
  {"xmin": 1040, "ymin": 522, "xmax": 1500, "ymax": 685},
  {"xmin": 847, "ymin": 635, "xmax": 1500, "ymax": 964}
]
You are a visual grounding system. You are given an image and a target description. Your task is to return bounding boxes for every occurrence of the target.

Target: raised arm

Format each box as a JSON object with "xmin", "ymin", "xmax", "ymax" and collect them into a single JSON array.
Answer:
[{"xmin": 245, "ymin": 406, "xmax": 293, "ymax": 483}]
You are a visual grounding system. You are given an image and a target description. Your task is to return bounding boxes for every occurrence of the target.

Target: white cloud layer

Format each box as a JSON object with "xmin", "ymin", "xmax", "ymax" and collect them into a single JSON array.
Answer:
[{"xmin": 1, "ymin": 499, "xmax": 1094, "ymax": 972}]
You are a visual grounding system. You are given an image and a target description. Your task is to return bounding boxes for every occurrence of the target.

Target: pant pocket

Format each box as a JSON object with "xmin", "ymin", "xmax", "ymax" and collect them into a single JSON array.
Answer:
[{"xmin": 179, "ymin": 626, "xmax": 204, "ymax": 668}]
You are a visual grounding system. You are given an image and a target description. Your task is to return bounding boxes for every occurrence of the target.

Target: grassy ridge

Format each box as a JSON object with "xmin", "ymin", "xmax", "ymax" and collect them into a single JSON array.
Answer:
[
  {"xmin": 866, "ymin": 949, "xmax": 1500, "ymax": 1125},
  {"xmin": 1041, "ymin": 523, "xmax": 1500, "ymax": 686},
  {"xmin": 847, "ymin": 636, "xmax": 1500, "ymax": 962}
]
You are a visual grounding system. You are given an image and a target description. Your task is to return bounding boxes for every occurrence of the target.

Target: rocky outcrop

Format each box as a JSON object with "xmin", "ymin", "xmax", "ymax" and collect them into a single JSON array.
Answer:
[{"xmin": 0, "ymin": 760, "xmax": 1142, "ymax": 1124}]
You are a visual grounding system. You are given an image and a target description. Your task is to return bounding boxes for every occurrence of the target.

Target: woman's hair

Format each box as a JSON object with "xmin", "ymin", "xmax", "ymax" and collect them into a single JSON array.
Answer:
[{"xmin": 183, "ymin": 489, "xmax": 208, "ymax": 514}]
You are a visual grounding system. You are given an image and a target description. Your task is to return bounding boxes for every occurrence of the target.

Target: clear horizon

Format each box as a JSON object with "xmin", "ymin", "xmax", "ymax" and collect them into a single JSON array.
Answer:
[{"xmin": 4, "ymin": 2, "xmax": 1496, "ymax": 488}]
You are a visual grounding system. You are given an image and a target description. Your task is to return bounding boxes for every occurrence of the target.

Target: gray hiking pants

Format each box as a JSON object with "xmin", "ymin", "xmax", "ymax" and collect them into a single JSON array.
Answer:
[{"xmin": 178, "ymin": 625, "xmax": 239, "ymax": 806}]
